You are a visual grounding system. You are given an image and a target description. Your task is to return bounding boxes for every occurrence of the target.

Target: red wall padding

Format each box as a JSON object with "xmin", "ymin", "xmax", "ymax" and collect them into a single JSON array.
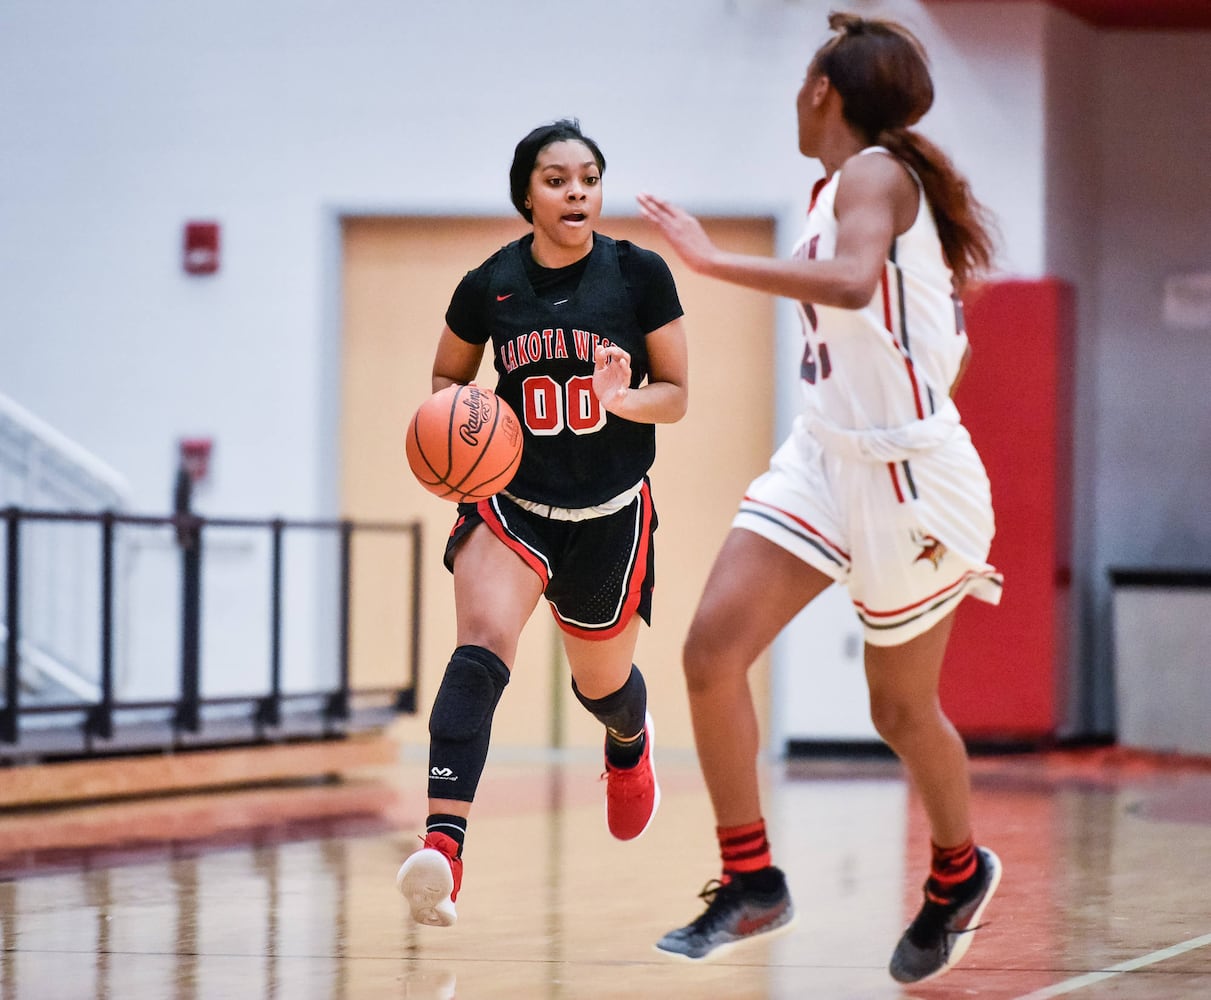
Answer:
[{"xmin": 941, "ymin": 278, "xmax": 1074, "ymax": 740}]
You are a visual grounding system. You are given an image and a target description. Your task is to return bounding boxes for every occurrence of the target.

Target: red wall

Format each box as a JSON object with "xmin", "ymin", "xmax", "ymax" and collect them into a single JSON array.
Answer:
[{"xmin": 941, "ymin": 278, "xmax": 1075, "ymax": 740}]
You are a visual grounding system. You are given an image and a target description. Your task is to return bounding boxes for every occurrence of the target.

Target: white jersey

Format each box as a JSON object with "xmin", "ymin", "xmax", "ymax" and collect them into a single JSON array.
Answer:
[
  {"xmin": 792, "ymin": 146, "xmax": 969, "ymax": 431},
  {"xmin": 734, "ymin": 146, "xmax": 1001, "ymax": 645}
]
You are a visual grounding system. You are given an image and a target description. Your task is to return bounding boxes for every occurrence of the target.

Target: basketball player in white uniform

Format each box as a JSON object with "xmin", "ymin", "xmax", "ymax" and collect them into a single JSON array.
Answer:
[
  {"xmin": 638, "ymin": 11, "xmax": 1003, "ymax": 985},
  {"xmin": 743, "ymin": 147, "xmax": 1002, "ymax": 644}
]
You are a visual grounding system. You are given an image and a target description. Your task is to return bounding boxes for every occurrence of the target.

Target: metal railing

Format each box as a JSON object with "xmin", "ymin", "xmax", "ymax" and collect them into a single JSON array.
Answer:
[{"xmin": 0, "ymin": 506, "xmax": 421, "ymax": 761}]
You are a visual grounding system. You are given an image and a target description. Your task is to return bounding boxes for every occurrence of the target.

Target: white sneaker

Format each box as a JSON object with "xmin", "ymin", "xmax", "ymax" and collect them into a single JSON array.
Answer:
[{"xmin": 396, "ymin": 832, "xmax": 462, "ymax": 927}]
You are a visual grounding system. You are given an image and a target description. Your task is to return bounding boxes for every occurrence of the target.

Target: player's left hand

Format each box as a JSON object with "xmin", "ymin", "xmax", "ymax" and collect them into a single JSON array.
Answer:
[{"xmin": 593, "ymin": 344, "xmax": 632, "ymax": 413}]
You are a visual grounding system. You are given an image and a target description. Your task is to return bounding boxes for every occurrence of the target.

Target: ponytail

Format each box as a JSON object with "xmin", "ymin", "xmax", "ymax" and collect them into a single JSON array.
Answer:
[{"xmin": 879, "ymin": 129, "xmax": 996, "ymax": 291}]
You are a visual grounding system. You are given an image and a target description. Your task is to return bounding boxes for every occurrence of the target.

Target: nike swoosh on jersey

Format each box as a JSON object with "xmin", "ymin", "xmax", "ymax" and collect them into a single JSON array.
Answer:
[{"xmin": 496, "ymin": 293, "xmax": 513, "ymax": 302}]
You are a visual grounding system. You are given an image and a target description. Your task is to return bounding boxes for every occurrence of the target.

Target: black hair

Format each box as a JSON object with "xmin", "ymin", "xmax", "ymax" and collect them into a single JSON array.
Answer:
[{"xmin": 508, "ymin": 119, "xmax": 606, "ymax": 223}]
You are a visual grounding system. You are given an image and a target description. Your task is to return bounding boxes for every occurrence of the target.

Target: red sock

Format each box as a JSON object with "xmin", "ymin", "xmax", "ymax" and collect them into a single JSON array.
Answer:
[
  {"xmin": 929, "ymin": 837, "xmax": 977, "ymax": 900},
  {"xmin": 718, "ymin": 819, "xmax": 772, "ymax": 876}
]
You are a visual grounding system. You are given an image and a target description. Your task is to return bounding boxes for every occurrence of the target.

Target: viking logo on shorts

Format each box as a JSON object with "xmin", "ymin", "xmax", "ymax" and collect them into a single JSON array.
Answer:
[
  {"xmin": 429, "ymin": 766, "xmax": 457, "ymax": 781},
  {"xmin": 911, "ymin": 530, "xmax": 947, "ymax": 569}
]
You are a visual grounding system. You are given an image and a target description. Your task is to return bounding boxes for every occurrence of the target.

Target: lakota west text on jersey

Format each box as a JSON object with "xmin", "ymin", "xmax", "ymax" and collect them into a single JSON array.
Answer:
[{"xmin": 499, "ymin": 328, "xmax": 613, "ymax": 374}]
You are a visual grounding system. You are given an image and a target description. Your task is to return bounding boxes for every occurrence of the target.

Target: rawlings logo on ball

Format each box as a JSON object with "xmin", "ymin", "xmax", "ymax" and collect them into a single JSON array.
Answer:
[{"xmin": 458, "ymin": 386, "xmax": 491, "ymax": 448}]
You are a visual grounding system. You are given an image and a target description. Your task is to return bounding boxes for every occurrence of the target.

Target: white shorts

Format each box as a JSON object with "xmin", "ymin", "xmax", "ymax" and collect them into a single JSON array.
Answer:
[{"xmin": 735, "ymin": 418, "xmax": 1003, "ymax": 646}]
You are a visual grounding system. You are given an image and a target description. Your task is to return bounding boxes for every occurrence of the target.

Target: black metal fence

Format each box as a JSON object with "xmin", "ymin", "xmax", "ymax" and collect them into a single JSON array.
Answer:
[{"xmin": 0, "ymin": 506, "xmax": 421, "ymax": 762}]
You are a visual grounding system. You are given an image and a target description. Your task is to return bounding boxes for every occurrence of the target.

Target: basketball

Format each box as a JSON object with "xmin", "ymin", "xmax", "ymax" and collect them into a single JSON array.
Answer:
[{"xmin": 406, "ymin": 384, "xmax": 523, "ymax": 502}]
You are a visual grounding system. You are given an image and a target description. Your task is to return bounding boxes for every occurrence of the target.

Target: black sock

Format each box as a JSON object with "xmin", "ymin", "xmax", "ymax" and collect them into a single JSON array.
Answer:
[
  {"xmin": 731, "ymin": 866, "xmax": 784, "ymax": 894},
  {"xmin": 606, "ymin": 728, "xmax": 646, "ymax": 769},
  {"xmin": 571, "ymin": 665, "xmax": 648, "ymax": 768},
  {"xmin": 426, "ymin": 813, "xmax": 467, "ymax": 856}
]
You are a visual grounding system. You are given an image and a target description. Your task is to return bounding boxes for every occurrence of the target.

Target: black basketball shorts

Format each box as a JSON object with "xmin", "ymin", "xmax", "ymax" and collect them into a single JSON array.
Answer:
[{"xmin": 444, "ymin": 481, "xmax": 657, "ymax": 640}]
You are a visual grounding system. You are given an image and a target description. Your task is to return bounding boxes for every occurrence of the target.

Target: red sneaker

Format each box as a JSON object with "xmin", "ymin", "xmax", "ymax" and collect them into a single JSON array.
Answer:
[
  {"xmin": 604, "ymin": 712, "xmax": 661, "ymax": 840},
  {"xmin": 396, "ymin": 831, "xmax": 463, "ymax": 926}
]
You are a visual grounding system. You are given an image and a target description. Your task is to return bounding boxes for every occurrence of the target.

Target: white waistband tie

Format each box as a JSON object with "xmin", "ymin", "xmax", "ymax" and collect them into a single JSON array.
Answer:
[
  {"xmin": 501, "ymin": 479, "xmax": 645, "ymax": 521},
  {"xmin": 806, "ymin": 401, "xmax": 961, "ymax": 463}
]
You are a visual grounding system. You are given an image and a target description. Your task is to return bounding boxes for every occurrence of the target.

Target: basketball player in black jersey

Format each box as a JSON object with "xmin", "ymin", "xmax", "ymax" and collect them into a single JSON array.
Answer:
[{"xmin": 396, "ymin": 119, "xmax": 689, "ymax": 928}]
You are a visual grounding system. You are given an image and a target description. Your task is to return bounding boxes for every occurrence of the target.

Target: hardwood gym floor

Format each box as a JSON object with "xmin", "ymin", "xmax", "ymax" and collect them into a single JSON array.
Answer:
[{"xmin": 1, "ymin": 746, "xmax": 1209, "ymax": 999}]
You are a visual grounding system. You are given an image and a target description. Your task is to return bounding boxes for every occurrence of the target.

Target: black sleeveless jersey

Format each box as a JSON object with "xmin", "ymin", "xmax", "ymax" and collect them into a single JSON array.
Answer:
[{"xmin": 445, "ymin": 233, "xmax": 681, "ymax": 508}]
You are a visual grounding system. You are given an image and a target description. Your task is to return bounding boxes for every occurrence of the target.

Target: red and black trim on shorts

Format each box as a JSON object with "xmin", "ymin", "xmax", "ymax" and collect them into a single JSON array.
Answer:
[
  {"xmin": 853, "ymin": 568, "xmax": 1003, "ymax": 634},
  {"xmin": 737, "ymin": 494, "xmax": 851, "ymax": 569},
  {"xmin": 444, "ymin": 482, "xmax": 657, "ymax": 641}
]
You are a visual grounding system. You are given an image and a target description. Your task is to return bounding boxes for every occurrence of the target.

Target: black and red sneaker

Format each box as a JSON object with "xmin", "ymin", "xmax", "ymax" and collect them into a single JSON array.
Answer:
[
  {"xmin": 889, "ymin": 846, "xmax": 1003, "ymax": 983},
  {"xmin": 655, "ymin": 868, "xmax": 796, "ymax": 961}
]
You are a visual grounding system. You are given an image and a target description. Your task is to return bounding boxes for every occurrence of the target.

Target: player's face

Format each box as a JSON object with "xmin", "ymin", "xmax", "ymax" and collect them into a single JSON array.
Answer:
[
  {"xmin": 526, "ymin": 140, "xmax": 602, "ymax": 264},
  {"xmin": 796, "ymin": 65, "xmax": 828, "ymax": 157}
]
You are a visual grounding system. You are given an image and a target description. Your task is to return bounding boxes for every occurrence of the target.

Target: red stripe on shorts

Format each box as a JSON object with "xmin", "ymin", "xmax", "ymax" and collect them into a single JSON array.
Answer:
[{"xmin": 478, "ymin": 498, "xmax": 550, "ymax": 586}]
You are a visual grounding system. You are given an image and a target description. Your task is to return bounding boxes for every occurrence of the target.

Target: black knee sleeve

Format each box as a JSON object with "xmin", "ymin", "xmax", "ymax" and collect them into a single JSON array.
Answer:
[
  {"xmin": 572, "ymin": 664, "xmax": 647, "ymax": 740},
  {"xmin": 428, "ymin": 645, "xmax": 510, "ymax": 802}
]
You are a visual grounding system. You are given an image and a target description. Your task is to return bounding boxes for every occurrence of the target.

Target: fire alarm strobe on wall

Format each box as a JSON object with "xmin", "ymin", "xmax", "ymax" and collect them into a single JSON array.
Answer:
[
  {"xmin": 183, "ymin": 221, "xmax": 220, "ymax": 275},
  {"xmin": 179, "ymin": 438, "xmax": 213, "ymax": 484}
]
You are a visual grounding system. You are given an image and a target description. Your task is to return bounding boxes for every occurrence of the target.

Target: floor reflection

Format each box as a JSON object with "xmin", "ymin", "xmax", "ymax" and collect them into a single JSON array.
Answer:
[{"xmin": 0, "ymin": 749, "xmax": 1208, "ymax": 999}]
